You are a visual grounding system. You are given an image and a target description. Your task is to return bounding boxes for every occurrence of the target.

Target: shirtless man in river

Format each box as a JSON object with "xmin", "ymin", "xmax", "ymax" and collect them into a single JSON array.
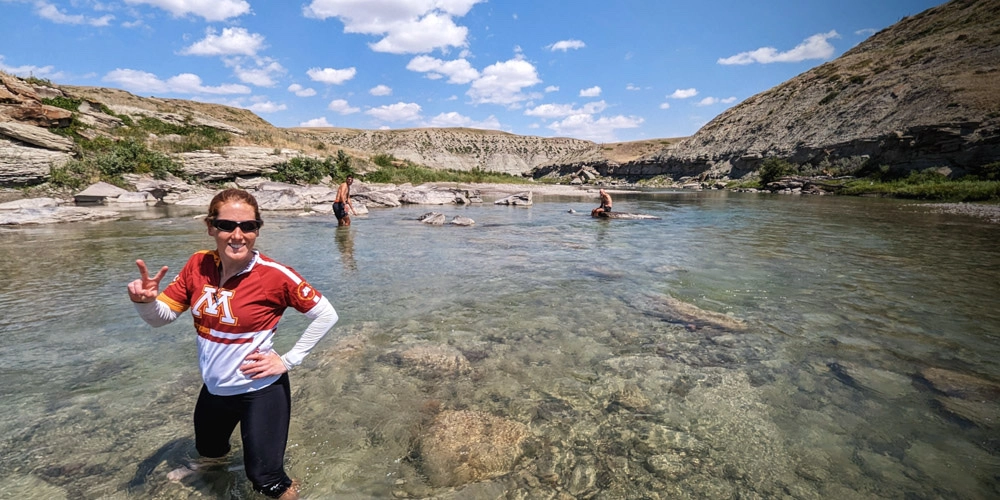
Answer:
[
  {"xmin": 591, "ymin": 188, "xmax": 613, "ymax": 217},
  {"xmin": 333, "ymin": 176, "xmax": 356, "ymax": 226}
]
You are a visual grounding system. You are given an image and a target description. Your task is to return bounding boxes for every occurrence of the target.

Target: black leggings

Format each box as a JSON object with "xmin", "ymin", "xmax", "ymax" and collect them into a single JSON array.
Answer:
[{"xmin": 193, "ymin": 374, "xmax": 294, "ymax": 498}]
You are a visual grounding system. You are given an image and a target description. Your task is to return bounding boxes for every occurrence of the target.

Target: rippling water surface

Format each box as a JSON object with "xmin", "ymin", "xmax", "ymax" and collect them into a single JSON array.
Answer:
[{"xmin": 1, "ymin": 190, "xmax": 998, "ymax": 499}]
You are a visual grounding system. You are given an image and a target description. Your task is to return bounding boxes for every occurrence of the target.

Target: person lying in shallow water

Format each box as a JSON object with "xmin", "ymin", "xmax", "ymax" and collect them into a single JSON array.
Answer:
[{"xmin": 127, "ymin": 188, "xmax": 339, "ymax": 500}]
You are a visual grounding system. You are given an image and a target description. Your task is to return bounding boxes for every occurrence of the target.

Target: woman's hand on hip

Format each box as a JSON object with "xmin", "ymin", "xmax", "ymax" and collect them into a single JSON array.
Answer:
[{"xmin": 240, "ymin": 350, "xmax": 288, "ymax": 379}]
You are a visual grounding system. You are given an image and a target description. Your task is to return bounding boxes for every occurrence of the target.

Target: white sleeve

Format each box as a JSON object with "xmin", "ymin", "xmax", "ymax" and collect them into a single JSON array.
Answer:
[
  {"xmin": 280, "ymin": 296, "xmax": 339, "ymax": 370},
  {"xmin": 133, "ymin": 299, "xmax": 180, "ymax": 327}
]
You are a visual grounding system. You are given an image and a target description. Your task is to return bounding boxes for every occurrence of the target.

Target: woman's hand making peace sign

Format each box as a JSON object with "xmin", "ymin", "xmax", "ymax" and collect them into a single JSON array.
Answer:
[{"xmin": 127, "ymin": 259, "xmax": 169, "ymax": 303}]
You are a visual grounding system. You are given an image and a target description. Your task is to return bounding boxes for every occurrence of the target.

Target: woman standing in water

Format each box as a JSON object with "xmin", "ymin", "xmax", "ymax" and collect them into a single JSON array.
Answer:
[{"xmin": 127, "ymin": 188, "xmax": 338, "ymax": 499}]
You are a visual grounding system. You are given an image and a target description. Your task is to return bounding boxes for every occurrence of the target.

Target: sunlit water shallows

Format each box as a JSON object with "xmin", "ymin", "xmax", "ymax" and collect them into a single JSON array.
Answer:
[{"xmin": 1, "ymin": 190, "xmax": 998, "ymax": 499}]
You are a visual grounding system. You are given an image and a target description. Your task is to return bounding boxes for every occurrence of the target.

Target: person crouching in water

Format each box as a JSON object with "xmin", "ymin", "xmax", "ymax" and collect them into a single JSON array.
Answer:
[
  {"xmin": 333, "ymin": 176, "xmax": 356, "ymax": 226},
  {"xmin": 127, "ymin": 188, "xmax": 339, "ymax": 499},
  {"xmin": 592, "ymin": 188, "xmax": 613, "ymax": 217}
]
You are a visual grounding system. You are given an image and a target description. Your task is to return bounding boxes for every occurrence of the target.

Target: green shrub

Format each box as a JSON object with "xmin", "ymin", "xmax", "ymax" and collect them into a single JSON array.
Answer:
[
  {"xmin": 819, "ymin": 91, "xmax": 840, "ymax": 105},
  {"xmin": 757, "ymin": 158, "xmax": 797, "ymax": 186},
  {"xmin": 841, "ymin": 178, "xmax": 1000, "ymax": 201},
  {"xmin": 48, "ymin": 161, "xmax": 97, "ymax": 189},
  {"xmin": 93, "ymin": 138, "xmax": 182, "ymax": 179},
  {"xmin": 965, "ymin": 161, "xmax": 1000, "ymax": 181},
  {"xmin": 267, "ymin": 156, "xmax": 335, "ymax": 184},
  {"xmin": 118, "ymin": 116, "xmax": 231, "ymax": 153},
  {"xmin": 41, "ymin": 96, "xmax": 82, "ymax": 112},
  {"xmin": 24, "ymin": 76, "xmax": 53, "ymax": 86},
  {"xmin": 371, "ymin": 153, "xmax": 396, "ymax": 168},
  {"xmin": 334, "ymin": 149, "xmax": 355, "ymax": 180},
  {"xmin": 361, "ymin": 162, "xmax": 529, "ymax": 185}
]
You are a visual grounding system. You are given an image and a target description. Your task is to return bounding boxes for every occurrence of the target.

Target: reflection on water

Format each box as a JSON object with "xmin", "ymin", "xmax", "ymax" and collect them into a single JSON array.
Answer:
[
  {"xmin": 335, "ymin": 227, "xmax": 357, "ymax": 272},
  {"xmin": 1, "ymin": 191, "xmax": 998, "ymax": 499}
]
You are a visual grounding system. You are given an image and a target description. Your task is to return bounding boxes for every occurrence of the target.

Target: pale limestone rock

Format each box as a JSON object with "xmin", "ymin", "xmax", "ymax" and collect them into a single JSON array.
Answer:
[
  {"xmin": 400, "ymin": 189, "xmax": 461, "ymax": 205},
  {"xmin": 418, "ymin": 212, "xmax": 446, "ymax": 225},
  {"xmin": 451, "ymin": 216, "xmax": 475, "ymax": 226},
  {"xmin": 0, "ymin": 122, "xmax": 75, "ymax": 152},
  {"xmin": 397, "ymin": 345, "xmax": 472, "ymax": 377},
  {"xmin": 0, "ymin": 197, "xmax": 63, "ymax": 210},
  {"xmin": 353, "ymin": 190, "xmax": 401, "ymax": 208},
  {"xmin": 111, "ymin": 191, "xmax": 156, "ymax": 204},
  {"xmin": 419, "ymin": 410, "xmax": 528, "ymax": 487},
  {"xmin": 74, "ymin": 182, "xmax": 129, "ymax": 203},
  {"xmin": 0, "ymin": 206, "xmax": 119, "ymax": 225},
  {"xmin": 176, "ymin": 147, "xmax": 305, "ymax": 181},
  {"xmin": 0, "ymin": 138, "xmax": 72, "ymax": 185},
  {"xmin": 494, "ymin": 191, "xmax": 532, "ymax": 206}
]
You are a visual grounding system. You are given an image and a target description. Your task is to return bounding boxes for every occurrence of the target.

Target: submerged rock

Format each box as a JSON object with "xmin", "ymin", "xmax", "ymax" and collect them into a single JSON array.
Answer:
[
  {"xmin": 647, "ymin": 294, "xmax": 747, "ymax": 331},
  {"xmin": 419, "ymin": 410, "xmax": 528, "ymax": 487},
  {"xmin": 394, "ymin": 345, "xmax": 472, "ymax": 378}
]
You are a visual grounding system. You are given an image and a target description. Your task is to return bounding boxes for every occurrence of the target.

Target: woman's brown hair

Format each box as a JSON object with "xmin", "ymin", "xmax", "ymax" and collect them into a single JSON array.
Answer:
[{"xmin": 205, "ymin": 189, "xmax": 262, "ymax": 223}]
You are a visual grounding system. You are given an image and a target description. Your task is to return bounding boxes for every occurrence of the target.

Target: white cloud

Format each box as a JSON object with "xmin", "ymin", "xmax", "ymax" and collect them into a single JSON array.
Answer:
[
  {"xmin": 35, "ymin": 2, "xmax": 114, "ymax": 26},
  {"xmin": 303, "ymin": 0, "xmax": 485, "ymax": 54},
  {"xmin": 248, "ymin": 101, "xmax": 287, "ymax": 113},
  {"xmin": 366, "ymin": 101, "xmax": 422, "ymax": 122},
  {"xmin": 467, "ymin": 57, "xmax": 541, "ymax": 105},
  {"xmin": 695, "ymin": 96, "xmax": 737, "ymax": 106},
  {"xmin": 300, "ymin": 117, "xmax": 333, "ymax": 127},
  {"xmin": 579, "ymin": 86, "xmax": 601, "ymax": 97},
  {"xmin": 0, "ymin": 55, "xmax": 64, "ymax": 80},
  {"xmin": 370, "ymin": 84, "xmax": 392, "ymax": 96},
  {"xmin": 124, "ymin": 0, "xmax": 250, "ymax": 21},
  {"xmin": 103, "ymin": 69, "xmax": 251, "ymax": 95},
  {"xmin": 288, "ymin": 84, "xmax": 317, "ymax": 97},
  {"xmin": 855, "ymin": 28, "xmax": 876, "ymax": 37},
  {"xmin": 525, "ymin": 101, "xmax": 607, "ymax": 119},
  {"xmin": 548, "ymin": 39, "xmax": 585, "ymax": 52},
  {"xmin": 328, "ymin": 99, "xmax": 360, "ymax": 114},
  {"xmin": 548, "ymin": 114, "xmax": 643, "ymax": 143},
  {"xmin": 626, "ymin": 84, "xmax": 641, "ymax": 91},
  {"xmin": 227, "ymin": 57, "xmax": 285, "ymax": 87},
  {"xmin": 181, "ymin": 27, "xmax": 265, "ymax": 57},
  {"xmin": 659, "ymin": 102, "xmax": 670, "ymax": 110},
  {"xmin": 718, "ymin": 30, "xmax": 840, "ymax": 65},
  {"xmin": 669, "ymin": 88, "xmax": 698, "ymax": 99},
  {"xmin": 406, "ymin": 55, "xmax": 480, "ymax": 84},
  {"xmin": 544, "ymin": 85, "xmax": 559, "ymax": 93},
  {"xmin": 427, "ymin": 112, "xmax": 501, "ymax": 130},
  {"xmin": 307, "ymin": 66, "xmax": 357, "ymax": 84}
]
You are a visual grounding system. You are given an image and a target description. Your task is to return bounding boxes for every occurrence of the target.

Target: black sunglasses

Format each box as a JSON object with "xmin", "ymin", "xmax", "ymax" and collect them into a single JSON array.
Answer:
[{"xmin": 211, "ymin": 219, "xmax": 262, "ymax": 232}]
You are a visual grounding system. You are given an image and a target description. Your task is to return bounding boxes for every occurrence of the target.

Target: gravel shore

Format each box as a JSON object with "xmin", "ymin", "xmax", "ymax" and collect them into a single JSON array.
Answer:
[{"xmin": 916, "ymin": 202, "xmax": 1000, "ymax": 224}]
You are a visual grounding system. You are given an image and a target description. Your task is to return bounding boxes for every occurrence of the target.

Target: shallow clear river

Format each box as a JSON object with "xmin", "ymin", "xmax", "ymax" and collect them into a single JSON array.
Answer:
[{"xmin": 1, "ymin": 190, "xmax": 998, "ymax": 499}]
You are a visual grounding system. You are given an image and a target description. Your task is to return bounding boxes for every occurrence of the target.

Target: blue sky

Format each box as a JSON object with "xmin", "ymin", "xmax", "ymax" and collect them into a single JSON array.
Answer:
[{"xmin": 0, "ymin": 0, "xmax": 944, "ymax": 143}]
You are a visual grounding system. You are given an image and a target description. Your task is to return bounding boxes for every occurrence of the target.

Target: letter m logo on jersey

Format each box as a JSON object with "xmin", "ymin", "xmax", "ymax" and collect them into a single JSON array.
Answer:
[{"xmin": 192, "ymin": 286, "xmax": 238, "ymax": 325}]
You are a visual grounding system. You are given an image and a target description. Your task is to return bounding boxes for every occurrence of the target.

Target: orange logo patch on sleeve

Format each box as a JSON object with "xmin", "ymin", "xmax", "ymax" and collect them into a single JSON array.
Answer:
[{"xmin": 297, "ymin": 282, "xmax": 318, "ymax": 301}]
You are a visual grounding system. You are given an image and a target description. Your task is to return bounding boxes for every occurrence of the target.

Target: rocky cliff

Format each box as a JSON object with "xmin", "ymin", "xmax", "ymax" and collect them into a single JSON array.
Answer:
[
  {"xmin": 1, "ymin": 0, "xmax": 997, "ymax": 188},
  {"xmin": 630, "ymin": 0, "xmax": 1000, "ymax": 180}
]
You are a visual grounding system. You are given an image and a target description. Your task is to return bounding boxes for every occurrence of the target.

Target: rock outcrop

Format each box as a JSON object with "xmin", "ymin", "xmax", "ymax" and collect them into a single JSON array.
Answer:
[
  {"xmin": 1, "ymin": 1, "xmax": 997, "ymax": 190},
  {"xmin": 632, "ymin": 0, "xmax": 1000, "ymax": 180},
  {"xmin": 294, "ymin": 127, "xmax": 603, "ymax": 175}
]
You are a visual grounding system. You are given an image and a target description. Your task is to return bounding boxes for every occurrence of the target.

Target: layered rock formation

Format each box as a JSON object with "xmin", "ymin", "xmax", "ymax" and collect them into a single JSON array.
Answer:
[
  {"xmin": 1, "ymin": 0, "xmax": 997, "ymax": 189},
  {"xmin": 294, "ymin": 126, "xmax": 604, "ymax": 175},
  {"xmin": 631, "ymin": 0, "xmax": 1000, "ymax": 180}
]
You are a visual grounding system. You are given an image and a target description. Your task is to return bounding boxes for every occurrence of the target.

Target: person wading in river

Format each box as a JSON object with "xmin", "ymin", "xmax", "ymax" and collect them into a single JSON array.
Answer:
[
  {"xmin": 127, "ymin": 188, "xmax": 339, "ymax": 500},
  {"xmin": 333, "ymin": 176, "xmax": 356, "ymax": 226}
]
